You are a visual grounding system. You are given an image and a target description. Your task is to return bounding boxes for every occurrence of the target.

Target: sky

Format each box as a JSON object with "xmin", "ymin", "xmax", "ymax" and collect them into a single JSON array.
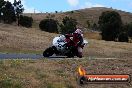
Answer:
[{"xmin": 6, "ymin": 0, "xmax": 132, "ymax": 13}]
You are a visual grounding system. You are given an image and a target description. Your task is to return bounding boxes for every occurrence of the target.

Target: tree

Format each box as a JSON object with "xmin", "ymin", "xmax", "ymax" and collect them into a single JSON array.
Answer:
[
  {"xmin": 98, "ymin": 11, "xmax": 122, "ymax": 41},
  {"xmin": 2, "ymin": 1, "xmax": 16, "ymax": 23},
  {"xmin": 55, "ymin": 11, "xmax": 58, "ymax": 13},
  {"xmin": 0, "ymin": 0, "xmax": 6, "ymax": 22},
  {"xmin": 39, "ymin": 19, "xmax": 58, "ymax": 33},
  {"xmin": 13, "ymin": 0, "xmax": 24, "ymax": 26},
  {"xmin": 19, "ymin": 15, "xmax": 33, "ymax": 28},
  {"xmin": 60, "ymin": 16, "xmax": 77, "ymax": 34},
  {"xmin": 0, "ymin": 0, "xmax": 24, "ymax": 24}
]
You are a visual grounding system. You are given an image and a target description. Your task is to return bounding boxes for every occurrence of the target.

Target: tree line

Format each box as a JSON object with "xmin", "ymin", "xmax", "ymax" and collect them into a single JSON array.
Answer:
[
  {"xmin": 98, "ymin": 11, "xmax": 132, "ymax": 42},
  {"xmin": 39, "ymin": 16, "xmax": 77, "ymax": 34},
  {"xmin": 39, "ymin": 11, "xmax": 132, "ymax": 42}
]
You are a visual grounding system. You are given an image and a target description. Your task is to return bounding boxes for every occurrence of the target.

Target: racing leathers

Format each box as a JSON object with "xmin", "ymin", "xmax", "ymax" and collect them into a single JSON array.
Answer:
[{"xmin": 65, "ymin": 33, "xmax": 84, "ymax": 58}]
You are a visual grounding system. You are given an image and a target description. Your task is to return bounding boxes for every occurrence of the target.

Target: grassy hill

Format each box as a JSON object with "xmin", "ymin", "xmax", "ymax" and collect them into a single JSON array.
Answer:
[
  {"xmin": 0, "ymin": 23, "xmax": 132, "ymax": 59},
  {"xmin": 24, "ymin": 7, "xmax": 132, "ymax": 28},
  {"xmin": 0, "ymin": 23, "xmax": 58, "ymax": 53}
]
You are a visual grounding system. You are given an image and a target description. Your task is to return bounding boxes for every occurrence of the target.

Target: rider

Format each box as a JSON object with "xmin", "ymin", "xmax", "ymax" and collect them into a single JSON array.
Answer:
[
  {"xmin": 64, "ymin": 28, "xmax": 84, "ymax": 58},
  {"xmin": 73, "ymin": 28, "xmax": 84, "ymax": 58}
]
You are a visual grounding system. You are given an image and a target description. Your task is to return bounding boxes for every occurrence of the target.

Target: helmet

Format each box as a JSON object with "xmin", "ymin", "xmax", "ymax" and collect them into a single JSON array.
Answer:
[{"xmin": 75, "ymin": 29, "xmax": 83, "ymax": 34}]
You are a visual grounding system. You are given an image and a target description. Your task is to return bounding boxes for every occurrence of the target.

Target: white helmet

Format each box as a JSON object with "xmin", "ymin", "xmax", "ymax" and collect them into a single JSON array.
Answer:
[{"xmin": 75, "ymin": 29, "xmax": 83, "ymax": 34}]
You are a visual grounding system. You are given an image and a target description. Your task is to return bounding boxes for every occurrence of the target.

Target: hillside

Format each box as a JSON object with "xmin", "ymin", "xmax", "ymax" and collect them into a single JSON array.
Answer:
[
  {"xmin": 0, "ymin": 23, "xmax": 132, "ymax": 59},
  {"xmin": 24, "ymin": 7, "xmax": 132, "ymax": 28},
  {"xmin": 0, "ymin": 23, "xmax": 57, "ymax": 53}
]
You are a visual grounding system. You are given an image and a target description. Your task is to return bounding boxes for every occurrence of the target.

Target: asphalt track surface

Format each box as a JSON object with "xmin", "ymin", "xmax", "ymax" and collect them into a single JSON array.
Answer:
[
  {"xmin": 0, "ymin": 53, "xmax": 118, "ymax": 60},
  {"xmin": 0, "ymin": 53, "xmax": 68, "ymax": 59}
]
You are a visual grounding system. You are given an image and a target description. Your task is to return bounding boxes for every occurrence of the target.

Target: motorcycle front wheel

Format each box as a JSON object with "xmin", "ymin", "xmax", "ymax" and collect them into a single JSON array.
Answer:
[{"xmin": 43, "ymin": 47, "xmax": 55, "ymax": 57}]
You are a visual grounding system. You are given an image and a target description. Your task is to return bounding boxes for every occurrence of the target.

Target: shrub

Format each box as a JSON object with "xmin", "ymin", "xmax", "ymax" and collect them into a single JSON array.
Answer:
[
  {"xmin": 86, "ymin": 20, "xmax": 91, "ymax": 29},
  {"xmin": 122, "ymin": 22, "xmax": 132, "ymax": 38},
  {"xmin": 92, "ymin": 23, "xmax": 98, "ymax": 31},
  {"xmin": 60, "ymin": 16, "xmax": 77, "ymax": 34},
  {"xmin": 127, "ymin": 22, "xmax": 132, "ymax": 37},
  {"xmin": 39, "ymin": 19, "xmax": 58, "ymax": 33},
  {"xmin": 70, "ymin": 11, "xmax": 74, "ymax": 13},
  {"xmin": 55, "ymin": 11, "xmax": 58, "ymax": 13},
  {"xmin": 98, "ymin": 11, "xmax": 122, "ymax": 41},
  {"xmin": 118, "ymin": 32, "xmax": 128, "ymax": 42},
  {"xmin": 19, "ymin": 15, "xmax": 33, "ymax": 28}
]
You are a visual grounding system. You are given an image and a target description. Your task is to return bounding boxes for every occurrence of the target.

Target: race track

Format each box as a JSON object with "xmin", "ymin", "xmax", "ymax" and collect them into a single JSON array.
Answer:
[
  {"xmin": 0, "ymin": 53, "xmax": 43, "ymax": 59},
  {"xmin": 0, "ymin": 53, "xmax": 68, "ymax": 59},
  {"xmin": 0, "ymin": 53, "xmax": 118, "ymax": 60}
]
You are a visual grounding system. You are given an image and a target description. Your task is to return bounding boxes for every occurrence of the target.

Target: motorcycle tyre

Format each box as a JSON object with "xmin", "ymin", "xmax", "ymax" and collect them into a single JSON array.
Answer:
[{"xmin": 43, "ymin": 47, "xmax": 55, "ymax": 57}]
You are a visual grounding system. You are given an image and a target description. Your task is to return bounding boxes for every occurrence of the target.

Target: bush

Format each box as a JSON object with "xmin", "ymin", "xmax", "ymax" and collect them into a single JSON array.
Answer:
[
  {"xmin": 98, "ymin": 11, "xmax": 122, "ymax": 41},
  {"xmin": 127, "ymin": 22, "xmax": 132, "ymax": 37},
  {"xmin": 122, "ymin": 22, "xmax": 132, "ymax": 38},
  {"xmin": 39, "ymin": 19, "xmax": 58, "ymax": 33},
  {"xmin": 19, "ymin": 15, "xmax": 33, "ymax": 28},
  {"xmin": 118, "ymin": 32, "xmax": 128, "ymax": 42},
  {"xmin": 86, "ymin": 20, "xmax": 91, "ymax": 29},
  {"xmin": 60, "ymin": 16, "xmax": 77, "ymax": 34},
  {"xmin": 70, "ymin": 11, "xmax": 74, "ymax": 13},
  {"xmin": 55, "ymin": 11, "xmax": 58, "ymax": 13},
  {"xmin": 92, "ymin": 23, "xmax": 98, "ymax": 31}
]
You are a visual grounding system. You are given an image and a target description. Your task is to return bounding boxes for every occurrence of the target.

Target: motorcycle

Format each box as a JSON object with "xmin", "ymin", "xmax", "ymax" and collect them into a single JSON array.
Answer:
[{"xmin": 43, "ymin": 35, "xmax": 88, "ymax": 58}]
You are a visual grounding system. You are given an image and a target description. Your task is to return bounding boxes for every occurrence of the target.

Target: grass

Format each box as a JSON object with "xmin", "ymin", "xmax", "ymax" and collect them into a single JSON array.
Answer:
[
  {"xmin": 0, "ymin": 60, "xmax": 24, "ymax": 88},
  {"xmin": 0, "ymin": 58, "xmax": 131, "ymax": 88},
  {"xmin": 0, "ymin": 59, "xmax": 77, "ymax": 88},
  {"xmin": 84, "ymin": 31, "xmax": 101, "ymax": 40},
  {"xmin": 0, "ymin": 23, "xmax": 58, "ymax": 55}
]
